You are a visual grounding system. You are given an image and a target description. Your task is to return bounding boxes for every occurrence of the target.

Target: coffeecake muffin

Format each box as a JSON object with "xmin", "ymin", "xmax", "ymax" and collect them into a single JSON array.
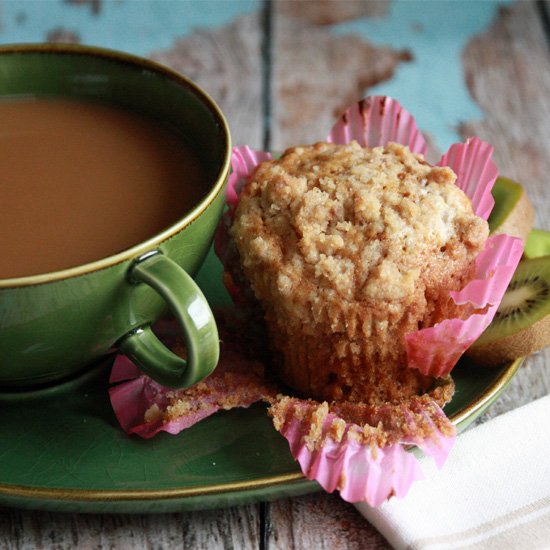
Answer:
[{"xmin": 229, "ymin": 141, "xmax": 489, "ymax": 404}]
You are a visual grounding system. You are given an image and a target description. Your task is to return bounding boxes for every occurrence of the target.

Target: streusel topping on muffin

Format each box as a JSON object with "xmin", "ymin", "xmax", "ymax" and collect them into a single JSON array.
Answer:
[{"xmin": 230, "ymin": 141, "xmax": 488, "ymax": 403}]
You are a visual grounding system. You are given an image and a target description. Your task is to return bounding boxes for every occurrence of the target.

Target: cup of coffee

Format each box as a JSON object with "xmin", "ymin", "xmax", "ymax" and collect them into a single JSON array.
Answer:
[{"xmin": 0, "ymin": 44, "xmax": 230, "ymax": 389}]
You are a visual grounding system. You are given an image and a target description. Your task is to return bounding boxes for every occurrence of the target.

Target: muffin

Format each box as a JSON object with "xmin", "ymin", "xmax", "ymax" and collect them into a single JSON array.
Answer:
[
  {"xmin": 229, "ymin": 140, "xmax": 489, "ymax": 404},
  {"xmin": 111, "ymin": 96, "xmax": 524, "ymax": 507}
]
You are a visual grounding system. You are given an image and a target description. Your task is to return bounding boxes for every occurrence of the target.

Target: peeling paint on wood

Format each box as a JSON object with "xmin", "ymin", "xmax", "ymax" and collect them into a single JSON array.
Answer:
[
  {"xmin": 151, "ymin": 13, "xmax": 264, "ymax": 149},
  {"xmin": 271, "ymin": 11, "xmax": 411, "ymax": 150},
  {"xmin": 276, "ymin": 0, "xmax": 389, "ymax": 26},
  {"xmin": 46, "ymin": 27, "xmax": 80, "ymax": 43}
]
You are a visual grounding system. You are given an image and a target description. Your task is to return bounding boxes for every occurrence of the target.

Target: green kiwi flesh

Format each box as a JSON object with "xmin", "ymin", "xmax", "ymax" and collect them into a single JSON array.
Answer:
[
  {"xmin": 488, "ymin": 177, "xmax": 534, "ymax": 240},
  {"xmin": 524, "ymin": 229, "xmax": 550, "ymax": 259},
  {"xmin": 467, "ymin": 256, "xmax": 550, "ymax": 366},
  {"xmin": 488, "ymin": 177, "xmax": 523, "ymax": 231}
]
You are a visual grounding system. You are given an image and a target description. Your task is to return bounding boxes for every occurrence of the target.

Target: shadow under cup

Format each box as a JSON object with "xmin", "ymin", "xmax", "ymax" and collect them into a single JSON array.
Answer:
[{"xmin": 0, "ymin": 44, "xmax": 231, "ymax": 390}]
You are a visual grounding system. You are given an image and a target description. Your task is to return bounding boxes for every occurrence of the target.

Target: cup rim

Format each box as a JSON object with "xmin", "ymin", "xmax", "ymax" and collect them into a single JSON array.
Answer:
[{"xmin": 0, "ymin": 43, "xmax": 231, "ymax": 289}]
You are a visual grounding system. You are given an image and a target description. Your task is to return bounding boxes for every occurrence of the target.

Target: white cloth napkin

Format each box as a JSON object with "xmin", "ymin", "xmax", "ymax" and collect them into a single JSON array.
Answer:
[{"xmin": 356, "ymin": 395, "xmax": 550, "ymax": 550}]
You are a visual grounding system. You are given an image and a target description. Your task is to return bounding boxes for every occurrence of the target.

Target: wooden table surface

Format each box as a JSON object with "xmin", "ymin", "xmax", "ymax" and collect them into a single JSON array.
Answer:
[{"xmin": 2, "ymin": 1, "xmax": 550, "ymax": 548}]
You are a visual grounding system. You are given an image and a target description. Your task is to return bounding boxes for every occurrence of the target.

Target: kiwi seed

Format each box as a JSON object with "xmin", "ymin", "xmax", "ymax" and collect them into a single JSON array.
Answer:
[{"xmin": 466, "ymin": 256, "xmax": 550, "ymax": 367}]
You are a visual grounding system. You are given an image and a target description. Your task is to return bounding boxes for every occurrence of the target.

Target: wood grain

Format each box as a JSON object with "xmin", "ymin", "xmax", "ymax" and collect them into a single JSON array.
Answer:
[
  {"xmin": 276, "ymin": 0, "xmax": 389, "ymax": 26},
  {"xmin": 461, "ymin": 0, "xmax": 550, "ymax": 421},
  {"xmin": 0, "ymin": 506, "xmax": 260, "ymax": 549},
  {"xmin": 270, "ymin": 5, "xmax": 411, "ymax": 151},
  {"xmin": 45, "ymin": 28, "xmax": 81, "ymax": 43},
  {"xmin": 151, "ymin": 12, "xmax": 265, "ymax": 149},
  {"xmin": 266, "ymin": 493, "xmax": 389, "ymax": 550}
]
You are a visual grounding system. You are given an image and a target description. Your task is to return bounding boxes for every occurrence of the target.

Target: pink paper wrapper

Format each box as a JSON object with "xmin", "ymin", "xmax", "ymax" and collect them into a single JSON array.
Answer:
[
  {"xmin": 109, "ymin": 332, "xmax": 456, "ymax": 505},
  {"xmin": 226, "ymin": 147, "xmax": 272, "ymax": 210},
  {"xmin": 224, "ymin": 95, "xmax": 524, "ymax": 378},
  {"xmin": 269, "ymin": 391, "xmax": 455, "ymax": 506},
  {"xmin": 328, "ymin": 96, "xmax": 427, "ymax": 156},
  {"xmin": 437, "ymin": 137, "xmax": 497, "ymax": 220},
  {"xmin": 109, "ymin": 321, "xmax": 277, "ymax": 439},
  {"xmin": 406, "ymin": 234, "xmax": 524, "ymax": 377}
]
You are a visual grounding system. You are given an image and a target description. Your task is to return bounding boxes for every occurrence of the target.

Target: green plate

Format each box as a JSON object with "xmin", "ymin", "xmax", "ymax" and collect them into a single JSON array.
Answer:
[{"xmin": 0, "ymin": 249, "xmax": 523, "ymax": 513}]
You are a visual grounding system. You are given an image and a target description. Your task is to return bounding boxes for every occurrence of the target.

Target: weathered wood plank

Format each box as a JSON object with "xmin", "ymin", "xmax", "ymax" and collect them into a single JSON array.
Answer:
[
  {"xmin": 270, "ymin": 2, "xmax": 411, "ymax": 151},
  {"xmin": 461, "ymin": 0, "xmax": 550, "ymax": 420},
  {"xmin": 266, "ymin": 493, "xmax": 389, "ymax": 550},
  {"xmin": 266, "ymin": 5, "xmax": 405, "ymax": 548},
  {"xmin": 0, "ymin": 506, "xmax": 260, "ymax": 550},
  {"xmin": 276, "ymin": 0, "xmax": 389, "ymax": 26},
  {"xmin": 0, "ymin": 8, "xmax": 267, "ymax": 550},
  {"xmin": 151, "ymin": 12, "xmax": 265, "ymax": 149}
]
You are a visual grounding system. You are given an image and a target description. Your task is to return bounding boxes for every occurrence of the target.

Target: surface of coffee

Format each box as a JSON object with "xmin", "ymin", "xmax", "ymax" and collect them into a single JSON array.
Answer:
[{"xmin": 0, "ymin": 98, "xmax": 206, "ymax": 278}]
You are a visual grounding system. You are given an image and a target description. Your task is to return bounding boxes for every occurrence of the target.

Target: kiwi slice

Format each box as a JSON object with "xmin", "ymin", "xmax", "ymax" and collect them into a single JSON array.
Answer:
[
  {"xmin": 466, "ymin": 256, "xmax": 550, "ymax": 366},
  {"xmin": 524, "ymin": 229, "xmax": 550, "ymax": 259},
  {"xmin": 488, "ymin": 177, "xmax": 534, "ymax": 241}
]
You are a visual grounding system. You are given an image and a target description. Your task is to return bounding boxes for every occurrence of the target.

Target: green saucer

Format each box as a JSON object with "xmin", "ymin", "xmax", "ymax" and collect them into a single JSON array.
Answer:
[{"xmin": 0, "ymin": 250, "xmax": 523, "ymax": 513}]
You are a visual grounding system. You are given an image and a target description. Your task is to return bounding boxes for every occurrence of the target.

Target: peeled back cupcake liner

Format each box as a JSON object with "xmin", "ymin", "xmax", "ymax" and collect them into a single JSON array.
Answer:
[
  {"xmin": 109, "ymin": 319, "xmax": 278, "ymax": 439},
  {"xmin": 109, "ymin": 316, "xmax": 457, "ymax": 506},
  {"xmin": 406, "ymin": 233, "xmax": 524, "ymax": 377},
  {"xmin": 267, "ymin": 382, "xmax": 456, "ymax": 506},
  {"xmin": 222, "ymin": 95, "xmax": 524, "ymax": 379}
]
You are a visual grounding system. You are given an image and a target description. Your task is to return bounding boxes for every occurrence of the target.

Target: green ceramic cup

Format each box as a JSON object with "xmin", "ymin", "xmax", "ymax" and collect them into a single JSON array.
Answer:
[{"xmin": 0, "ymin": 44, "xmax": 230, "ymax": 389}]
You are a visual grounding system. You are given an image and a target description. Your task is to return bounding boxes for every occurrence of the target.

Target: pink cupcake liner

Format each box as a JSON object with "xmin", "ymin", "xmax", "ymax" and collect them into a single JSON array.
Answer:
[
  {"xmin": 223, "ymin": 95, "xmax": 524, "ymax": 379},
  {"xmin": 109, "ymin": 346, "xmax": 456, "ymax": 506},
  {"xmin": 437, "ymin": 137, "xmax": 497, "ymax": 220},
  {"xmin": 451, "ymin": 234, "xmax": 523, "ymax": 308},
  {"xmin": 406, "ymin": 234, "xmax": 523, "ymax": 377},
  {"xmin": 270, "ymin": 396, "xmax": 455, "ymax": 506},
  {"xmin": 108, "ymin": 322, "xmax": 455, "ymax": 506},
  {"xmin": 227, "ymin": 146, "xmax": 272, "ymax": 210},
  {"xmin": 327, "ymin": 96, "xmax": 427, "ymax": 156},
  {"xmin": 109, "ymin": 322, "xmax": 276, "ymax": 439}
]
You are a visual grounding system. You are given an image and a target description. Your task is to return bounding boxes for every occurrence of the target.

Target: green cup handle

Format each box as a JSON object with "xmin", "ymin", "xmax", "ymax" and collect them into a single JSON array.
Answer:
[{"xmin": 118, "ymin": 251, "xmax": 219, "ymax": 388}]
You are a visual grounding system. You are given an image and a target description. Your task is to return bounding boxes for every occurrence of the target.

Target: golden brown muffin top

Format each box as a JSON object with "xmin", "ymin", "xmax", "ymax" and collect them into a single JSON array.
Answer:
[{"xmin": 230, "ymin": 141, "xmax": 488, "ymax": 324}]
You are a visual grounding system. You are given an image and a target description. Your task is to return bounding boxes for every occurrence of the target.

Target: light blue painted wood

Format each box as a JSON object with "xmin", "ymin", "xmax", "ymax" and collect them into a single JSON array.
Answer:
[
  {"xmin": 0, "ymin": 0, "xmax": 513, "ymax": 152},
  {"xmin": 333, "ymin": 0, "xmax": 512, "ymax": 152},
  {"xmin": 0, "ymin": 0, "xmax": 259, "ymax": 56}
]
